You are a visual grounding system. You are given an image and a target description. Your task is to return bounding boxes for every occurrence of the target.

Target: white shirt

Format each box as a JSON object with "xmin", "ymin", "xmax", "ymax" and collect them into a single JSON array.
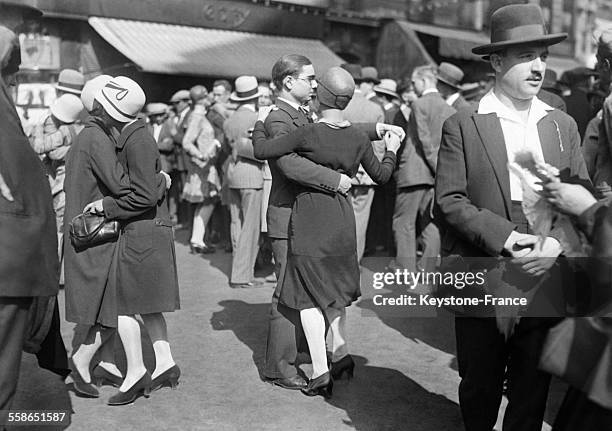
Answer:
[
  {"xmin": 446, "ymin": 92, "xmax": 460, "ymax": 106},
  {"xmin": 152, "ymin": 123, "xmax": 162, "ymax": 141},
  {"xmin": 478, "ymin": 90, "xmax": 554, "ymax": 201}
]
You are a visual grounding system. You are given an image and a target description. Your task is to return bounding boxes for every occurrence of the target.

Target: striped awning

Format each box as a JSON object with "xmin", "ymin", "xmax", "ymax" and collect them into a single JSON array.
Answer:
[{"xmin": 88, "ymin": 17, "xmax": 344, "ymax": 79}]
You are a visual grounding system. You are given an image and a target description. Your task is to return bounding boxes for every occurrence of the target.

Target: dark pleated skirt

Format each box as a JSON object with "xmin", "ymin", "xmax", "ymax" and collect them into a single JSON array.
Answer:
[{"xmin": 279, "ymin": 191, "xmax": 360, "ymax": 310}]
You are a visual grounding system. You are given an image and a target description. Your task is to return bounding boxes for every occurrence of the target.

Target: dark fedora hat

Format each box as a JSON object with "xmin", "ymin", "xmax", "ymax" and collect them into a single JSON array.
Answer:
[
  {"xmin": 437, "ymin": 62, "xmax": 464, "ymax": 89},
  {"xmin": 472, "ymin": 4, "xmax": 567, "ymax": 56}
]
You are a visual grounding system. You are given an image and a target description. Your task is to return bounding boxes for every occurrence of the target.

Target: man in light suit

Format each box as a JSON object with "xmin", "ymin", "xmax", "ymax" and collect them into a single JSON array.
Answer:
[
  {"xmin": 224, "ymin": 76, "xmax": 265, "ymax": 288},
  {"xmin": 342, "ymin": 63, "xmax": 386, "ymax": 262},
  {"xmin": 393, "ymin": 64, "xmax": 456, "ymax": 273},
  {"xmin": 434, "ymin": 4, "xmax": 589, "ymax": 430}
]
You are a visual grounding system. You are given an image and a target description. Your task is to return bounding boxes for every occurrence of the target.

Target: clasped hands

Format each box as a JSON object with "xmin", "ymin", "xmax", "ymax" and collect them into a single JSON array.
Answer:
[{"xmin": 503, "ymin": 231, "xmax": 563, "ymax": 277}]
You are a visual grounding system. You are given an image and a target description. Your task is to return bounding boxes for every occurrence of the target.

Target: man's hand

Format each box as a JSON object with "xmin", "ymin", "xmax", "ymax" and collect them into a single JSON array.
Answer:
[
  {"xmin": 0, "ymin": 172, "xmax": 14, "ymax": 202},
  {"xmin": 161, "ymin": 171, "xmax": 171, "ymax": 190},
  {"xmin": 503, "ymin": 230, "xmax": 537, "ymax": 257},
  {"xmin": 511, "ymin": 236, "xmax": 563, "ymax": 277},
  {"xmin": 376, "ymin": 123, "xmax": 405, "ymax": 142},
  {"xmin": 337, "ymin": 173, "xmax": 352, "ymax": 196},
  {"xmin": 543, "ymin": 182, "xmax": 597, "ymax": 216},
  {"xmin": 257, "ymin": 106, "xmax": 274, "ymax": 123},
  {"xmin": 83, "ymin": 199, "xmax": 104, "ymax": 215}
]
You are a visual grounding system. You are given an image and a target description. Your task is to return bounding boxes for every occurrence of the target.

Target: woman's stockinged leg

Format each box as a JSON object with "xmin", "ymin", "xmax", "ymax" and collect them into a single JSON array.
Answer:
[
  {"xmin": 97, "ymin": 330, "xmax": 122, "ymax": 377},
  {"xmin": 141, "ymin": 313, "xmax": 176, "ymax": 379},
  {"xmin": 190, "ymin": 204, "xmax": 205, "ymax": 245},
  {"xmin": 117, "ymin": 315, "xmax": 147, "ymax": 391},
  {"xmin": 190, "ymin": 203, "xmax": 215, "ymax": 245},
  {"xmin": 300, "ymin": 307, "xmax": 329, "ymax": 379},
  {"xmin": 72, "ymin": 325, "xmax": 105, "ymax": 382},
  {"xmin": 327, "ymin": 307, "xmax": 349, "ymax": 362}
]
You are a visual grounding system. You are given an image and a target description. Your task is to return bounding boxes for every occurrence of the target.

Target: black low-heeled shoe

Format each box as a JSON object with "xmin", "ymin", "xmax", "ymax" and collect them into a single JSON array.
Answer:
[
  {"xmin": 92, "ymin": 364, "xmax": 123, "ymax": 388},
  {"xmin": 331, "ymin": 354, "xmax": 355, "ymax": 380},
  {"xmin": 69, "ymin": 358, "xmax": 99, "ymax": 398},
  {"xmin": 107, "ymin": 372, "xmax": 151, "ymax": 406},
  {"xmin": 151, "ymin": 364, "xmax": 181, "ymax": 392},
  {"xmin": 301, "ymin": 372, "xmax": 333, "ymax": 398}
]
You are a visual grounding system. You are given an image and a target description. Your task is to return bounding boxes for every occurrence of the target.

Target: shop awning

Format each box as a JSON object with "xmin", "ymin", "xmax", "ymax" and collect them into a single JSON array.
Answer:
[
  {"xmin": 396, "ymin": 21, "xmax": 488, "ymax": 61},
  {"xmin": 88, "ymin": 17, "xmax": 344, "ymax": 79}
]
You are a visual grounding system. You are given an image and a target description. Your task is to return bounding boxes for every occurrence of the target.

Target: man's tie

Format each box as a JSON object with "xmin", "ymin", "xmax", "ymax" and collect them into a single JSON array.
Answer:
[{"xmin": 299, "ymin": 106, "xmax": 313, "ymax": 123}]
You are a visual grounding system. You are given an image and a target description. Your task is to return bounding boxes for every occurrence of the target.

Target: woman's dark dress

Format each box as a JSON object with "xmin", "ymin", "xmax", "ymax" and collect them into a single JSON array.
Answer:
[{"xmin": 253, "ymin": 121, "xmax": 396, "ymax": 310}]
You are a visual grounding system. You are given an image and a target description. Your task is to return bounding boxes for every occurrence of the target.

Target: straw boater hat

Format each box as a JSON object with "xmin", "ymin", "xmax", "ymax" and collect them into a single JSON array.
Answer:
[
  {"xmin": 56, "ymin": 69, "xmax": 85, "ymax": 95},
  {"xmin": 80, "ymin": 74, "xmax": 112, "ymax": 112},
  {"xmin": 437, "ymin": 62, "xmax": 464, "ymax": 89},
  {"xmin": 472, "ymin": 3, "xmax": 567, "ymax": 56},
  {"xmin": 95, "ymin": 76, "xmax": 146, "ymax": 123},
  {"xmin": 230, "ymin": 76, "xmax": 260, "ymax": 102},
  {"xmin": 373, "ymin": 79, "xmax": 399, "ymax": 99},
  {"xmin": 50, "ymin": 94, "xmax": 83, "ymax": 124}
]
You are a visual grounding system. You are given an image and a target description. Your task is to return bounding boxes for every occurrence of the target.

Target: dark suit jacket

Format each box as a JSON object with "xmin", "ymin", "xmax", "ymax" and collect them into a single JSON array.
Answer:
[
  {"xmin": 435, "ymin": 107, "xmax": 589, "ymax": 258},
  {"xmin": 538, "ymin": 89, "xmax": 567, "ymax": 113},
  {"xmin": 262, "ymin": 98, "xmax": 381, "ymax": 238},
  {"xmin": 148, "ymin": 120, "xmax": 176, "ymax": 172},
  {"xmin": 395, "ymin": 91, "xmax": 456, "ymax": 188},
  {"xmin": 0, "ymin": 78, "xmax": 58, "ymax": 297}
]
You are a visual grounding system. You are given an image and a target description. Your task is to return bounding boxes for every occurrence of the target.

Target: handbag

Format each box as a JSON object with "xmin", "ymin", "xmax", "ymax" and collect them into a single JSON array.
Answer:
[
  {"xmin": 69, "ymin": 212, "xmax": 119, "ymax": 249},
  {"xmin": 540, "ymin": 317, "xmax": 612, "ymax": 409}
]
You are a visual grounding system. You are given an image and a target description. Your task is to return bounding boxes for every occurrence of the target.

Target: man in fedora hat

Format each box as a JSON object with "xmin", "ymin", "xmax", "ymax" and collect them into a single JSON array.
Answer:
[
  {"xmin": 169, "ymin": 89, "xmax": 193, "ymax": 227},
  {"xmin": 436, "ymin": 62, "xmax": 473, "ymax": 111},
  {"xmin": 435, "ymin": 4, "xmax": 589, "ymax": 430},
  {"xmin": 223, "ymin": 76, "xmax": 266, "ymax": 288},
  {"xmin": 55, "ymin": 68, "xmax": 85, "ymax": 97}
]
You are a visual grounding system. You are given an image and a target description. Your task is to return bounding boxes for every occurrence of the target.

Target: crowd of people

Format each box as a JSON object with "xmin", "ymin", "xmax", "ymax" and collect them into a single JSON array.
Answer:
[{"xmin": 1, "ymin": 2, "xmax": 611, "ymax": 430}]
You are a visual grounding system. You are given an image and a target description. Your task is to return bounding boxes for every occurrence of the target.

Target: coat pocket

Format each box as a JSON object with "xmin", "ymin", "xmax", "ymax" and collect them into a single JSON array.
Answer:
[{"xmin": 124, "ymin": 225, "xmax": 154, "ymax": 261}]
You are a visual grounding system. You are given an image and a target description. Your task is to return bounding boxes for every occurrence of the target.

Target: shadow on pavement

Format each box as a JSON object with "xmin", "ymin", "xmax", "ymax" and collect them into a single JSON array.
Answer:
[
  {"xmin": 357, "ymin": 287, "xmax": 459, "ymax": 371},
  {"xmin": 12, "ymin": 354, "xmax": 72, "ymax": 431},
  {"xmin": 210, "ymin": 300, "xmax": 270, "ymax": 376},
  {"xmin": 325, "ymin": 355, "xmax": 463, "ymax": 431}
]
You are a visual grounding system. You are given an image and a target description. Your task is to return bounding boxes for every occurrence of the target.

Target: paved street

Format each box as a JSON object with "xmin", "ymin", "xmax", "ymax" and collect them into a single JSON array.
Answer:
[{"xmin": 12, "ymin": 232, "xmax": 566, "ymax": 431}]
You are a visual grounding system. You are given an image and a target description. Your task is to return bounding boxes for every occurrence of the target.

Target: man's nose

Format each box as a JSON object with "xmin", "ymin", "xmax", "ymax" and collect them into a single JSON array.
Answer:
[{"xmin": 531, "ymin": 57, "xmax": 545, "ymax": 72}]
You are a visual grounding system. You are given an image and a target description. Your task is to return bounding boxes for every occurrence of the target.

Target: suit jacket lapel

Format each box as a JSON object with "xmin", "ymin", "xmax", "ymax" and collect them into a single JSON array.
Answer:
[
  {"xmin": 275, "ymin": 99, "xmax": 307, "ymax": 128},
  {"xmin": 472, "ymin": 113, "xmax": 512, "ymax": 217},
  {"xmin": 537, "ymin": 115, "xmax": 561, "ymax": 167}
]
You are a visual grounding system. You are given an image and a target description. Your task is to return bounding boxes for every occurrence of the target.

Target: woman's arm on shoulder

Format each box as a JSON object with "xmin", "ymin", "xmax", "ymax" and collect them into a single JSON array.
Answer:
[{"xmin": 253, "ymin": 120, "xmax": 307, "ymax": 160}]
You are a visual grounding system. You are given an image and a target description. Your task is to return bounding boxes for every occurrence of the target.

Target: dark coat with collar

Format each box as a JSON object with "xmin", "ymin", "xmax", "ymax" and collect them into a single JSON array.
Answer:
[
  {"xmin": 148, "ymin": 120, "xmax": 177, "ymax": 173},
  {"xmin": 104, "ymin": 120, "xmax": 180, "ymax": 315},
  {"xmin": 395, "ymin": 91, "xmax": 456, "ymax": 188},
  {"xmin": 0, "ymin": 79, "xmax": 58, "ymax": 297},
  {"xmin": 452, "ymin": 95, "xmax": 475, "ymax": 112},
  {"xmin": 262, "ymin": 98, "xmax": 382, "ymax": 238},
  {"xmin": 435, "ymin": 107, "xmax": 588, "ymax": 258}
]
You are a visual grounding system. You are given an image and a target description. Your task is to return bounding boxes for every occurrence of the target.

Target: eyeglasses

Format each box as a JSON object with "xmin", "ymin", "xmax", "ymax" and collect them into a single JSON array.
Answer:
[{"xmin": 295, "ymin": 75, "xmax": 317, "ymax": 86}]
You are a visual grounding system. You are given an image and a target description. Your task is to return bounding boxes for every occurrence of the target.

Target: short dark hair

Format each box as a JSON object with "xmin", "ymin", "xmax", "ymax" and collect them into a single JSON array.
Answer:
[
  {"xmin": 213, "ymin": 79, "xmax": 231, "ymax": 92},
  {"xmin": 271, "ymin": 54, "xmax": 312, "ymax": 90}
]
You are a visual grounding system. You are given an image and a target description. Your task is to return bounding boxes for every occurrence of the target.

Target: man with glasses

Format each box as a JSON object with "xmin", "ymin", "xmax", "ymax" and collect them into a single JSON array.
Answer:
[{"xmin": 261, "ymin": 54, "xmax": 404, "ymax": 390}]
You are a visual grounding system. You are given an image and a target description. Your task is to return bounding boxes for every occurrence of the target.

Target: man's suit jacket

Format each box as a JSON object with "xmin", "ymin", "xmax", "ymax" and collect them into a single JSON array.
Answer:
[
  {"xmin": 343, "ymin": 92, "xmax": 385, "ymax": 186},
  {"xmin": 262, "ymin": 98, "xmax": 381, "ymax": 239},
  {"xmin": 395, "ymin": 91, "xmax": 456, "ymax": 188},
  {"xmin": 148, "ymin": 120, "xmax": 176, "ymax": 173},
  {"xmin": 223, "ymin": 105, "xmax": 263, "ymax": 190},
  {"xmin": 435, "ymin": 107, "xmax": 589, "ymax": 258}
]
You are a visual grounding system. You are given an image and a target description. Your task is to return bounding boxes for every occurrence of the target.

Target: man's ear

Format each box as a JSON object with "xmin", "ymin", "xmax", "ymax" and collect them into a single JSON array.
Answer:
[
  {"xmin": 489, "ymin": 53, "xmax": 502, "ymax": 72},
  {"xmin": 283, "ymin": 76, "xmax": 293, "ymax": 90}
]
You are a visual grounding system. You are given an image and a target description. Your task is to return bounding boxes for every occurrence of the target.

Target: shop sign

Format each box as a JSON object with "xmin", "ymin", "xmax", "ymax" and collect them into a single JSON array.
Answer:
[{"xmin": 202, "ymin": 1, "xmax": 251, "ymax": 28}]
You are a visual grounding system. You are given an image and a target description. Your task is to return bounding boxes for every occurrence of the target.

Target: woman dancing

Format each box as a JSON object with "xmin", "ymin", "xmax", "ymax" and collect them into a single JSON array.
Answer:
[{"xmin": 253, "ymin": 66, "xmax": 400, "ymax": 397}]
